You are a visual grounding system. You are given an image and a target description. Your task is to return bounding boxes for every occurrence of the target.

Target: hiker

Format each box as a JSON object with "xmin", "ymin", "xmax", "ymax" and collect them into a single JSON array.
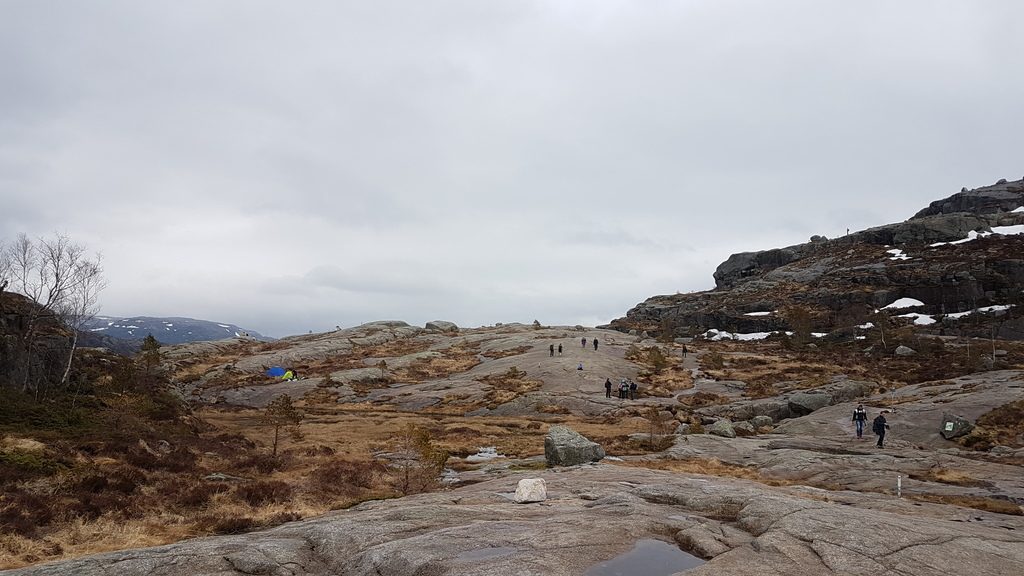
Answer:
[
  {"xmin": 577, "ymin": 362, "xmax": 584, "ymax": 371},
  {"xmin": 282, "ymin": 368, "xmax": 294, "ymax": 381},
  {"xmin": 619, "ymin": 379, "xmax": 628, "ymax": 399},
  {"xmin": 550, "ymin": 344, "xmax": 555, "ymax": 357},
  {"xmin": 593, "ymin": 338, "xmax": 599, "ymax": 351},
  {"xmin": 581, "ymin": 337, "xmax": 587, "ymax": 348},
  {"xmin": 873, "ymin": 411, "xmax": 891, "ymax": 447},
  {"xmin": 681, "ymin": 344, "xmax": 688, "ymax": 358},
  {"xmin": 852, "ymin": 404, "xmax": 868, "ymax": 439},
  {"xmin": 604, "ymin": 378, "xmax": 612, "ymax": 398},
  {"xmin": 558, "ymin": 343, "xmax": 563, "ymax": 355},
  {"xmin": 629, "ymin": 380, "xmax": 638, "ymax": 400}
]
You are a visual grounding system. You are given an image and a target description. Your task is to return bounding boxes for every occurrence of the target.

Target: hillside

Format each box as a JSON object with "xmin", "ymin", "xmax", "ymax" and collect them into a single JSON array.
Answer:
[{"xmin": 606, "ymin": 177, "xmax": 1024, "ymax": 341}]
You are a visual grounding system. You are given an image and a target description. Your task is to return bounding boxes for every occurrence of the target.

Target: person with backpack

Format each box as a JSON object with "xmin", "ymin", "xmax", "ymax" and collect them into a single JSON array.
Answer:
[
  {"xmin": 604, "ymin": 378, "xmax": 612, "ymax": 398},
  {"xmin": 852, "ymin": 404, "xmax": 868, "ymax": 439},
  {"xmin": 581, "ymin": 337, "xmax": 587, "ymax": 348},
  {"xmin": 549, "ymin": 344, "xmax": 555, "ymax": 357},
  {"xmin": 873, "ymin": 411, "xmax": 891, "ymax": 448},
  {"xmin": 593, "ymin": 338, "xmax": 599, "ymax": 351},
  {"xmin": 629, "ymin": 380, "xmax": 638, "ymax": 400},
  {"xmin": 557, "ymin": 343, "xmax": 562, "ymax": 355},
  {"xmin": 619, "ymin": 379, "xmax": 628, "ymax": 399}
]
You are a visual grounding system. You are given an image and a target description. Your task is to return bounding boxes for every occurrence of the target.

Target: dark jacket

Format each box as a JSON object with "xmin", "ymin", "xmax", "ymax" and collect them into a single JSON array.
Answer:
[
  {"xmin": 853, "ymin": 408, "xmax": 867, "ymax": 422},
  {"xmin": 872, "ymin": 414, "xmax": 889, "ymax": 434}
]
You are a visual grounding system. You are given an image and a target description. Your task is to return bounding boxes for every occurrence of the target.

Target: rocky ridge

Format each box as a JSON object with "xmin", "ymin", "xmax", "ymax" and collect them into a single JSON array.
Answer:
[{"xmin": 606, "ymin": 178, "xmax": 1024, "ymax": 340}]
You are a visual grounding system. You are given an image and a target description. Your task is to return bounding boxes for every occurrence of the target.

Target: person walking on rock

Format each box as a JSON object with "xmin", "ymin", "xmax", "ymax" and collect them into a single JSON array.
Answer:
[
  {"xmin": 681, "ymin": 344, "xmax": 688, "ymax": 359},
  {"xmin": 873, "ymin": 411, "xmax": 890, "ymax": 448},
  {"xmin": 629, "ymin": 379, "xmax": 638, "ymax": 400},
  {"xmin": 604, "ymin": 378, "xmax": 612, "ymax": 398},
  {"xmin": 549, "ymin": 344, "xmax": 555, "ymax": 357},
  {"xmin": 581, "ymin": 337, "xmax": 587, "ymax": 348},
  {"xmin": 852, "ymin": 404, "xmax": 868, "ymax": 439},
  {"xmin": 558, "ymin": 343, "xmax": 562, "ymax": 355},
  {"xmin": 619, "ymin": 379, "xmax": 628, "ymax": 400},
  {"xmin": 593, "ymin": 338, "xmax": 599, "ymax": 351}
]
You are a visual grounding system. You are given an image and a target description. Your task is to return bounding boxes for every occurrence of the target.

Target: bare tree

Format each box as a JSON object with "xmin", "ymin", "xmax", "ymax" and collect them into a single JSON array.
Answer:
[{"xmin": 1, "ymin": 233, "xmax": 106, "ymax": 396}]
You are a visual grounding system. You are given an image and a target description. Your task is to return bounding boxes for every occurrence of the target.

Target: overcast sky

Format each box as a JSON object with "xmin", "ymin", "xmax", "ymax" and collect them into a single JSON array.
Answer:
[{"xmin": 2, "ymin": 1, "xmax": 1022, "ymax": 337}]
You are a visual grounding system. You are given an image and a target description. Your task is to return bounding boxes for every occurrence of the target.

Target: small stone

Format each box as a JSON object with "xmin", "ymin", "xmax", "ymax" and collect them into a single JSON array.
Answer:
[
  {"xmin": 895, "ymin": 345, "xmax": 917, "ymax": 356},
  {"xmin": 513, "ymin": 478, "xmax": 547, "ymax": 503}
]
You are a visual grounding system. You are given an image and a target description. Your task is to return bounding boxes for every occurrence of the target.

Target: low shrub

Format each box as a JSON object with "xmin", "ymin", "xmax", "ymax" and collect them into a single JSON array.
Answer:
[{"xmin": 235, "ymin": 480, "xmax": 293, "ymax": 506}]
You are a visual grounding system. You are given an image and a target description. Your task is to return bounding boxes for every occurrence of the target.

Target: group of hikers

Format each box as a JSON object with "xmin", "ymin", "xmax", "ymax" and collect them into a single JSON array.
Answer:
[
  {"xmin": 852, "ymin": 403, "xmax": 892, "ymax": 447},
  {"xmin": 548, "ymin": 337, "xmax": 600, "ymax": 357},
  {"xmin": 604, "ymin": 378, "xmax": 637, "ymax": 399}
]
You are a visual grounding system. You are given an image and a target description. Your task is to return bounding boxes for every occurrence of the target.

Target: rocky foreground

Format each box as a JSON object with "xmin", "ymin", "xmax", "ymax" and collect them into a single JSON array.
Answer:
[{"xmin": 6, "ymin": 461, "xmax": 1023, "ymax": 576}]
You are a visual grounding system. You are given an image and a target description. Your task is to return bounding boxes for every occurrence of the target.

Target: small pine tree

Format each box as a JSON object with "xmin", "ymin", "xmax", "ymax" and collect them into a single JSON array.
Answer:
[
  {"xmin": 647, "ymin": 347, "xmax": 669, "ymax": 374},
  {"xmin": 262, "ymin": 394, "xmax": 304, "ymax": 457},
  {"xmin": 140, "ymin": 334, "xmax": 161, "ymax": 376},
  {"xmin": 390, "ymin": 424, "xmax": 449, "ymax": 495}
]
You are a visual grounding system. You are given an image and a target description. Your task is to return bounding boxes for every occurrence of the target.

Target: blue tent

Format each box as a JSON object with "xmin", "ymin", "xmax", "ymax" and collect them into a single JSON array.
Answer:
[{"xmin": 266, "ymin": 366, "xmax": 286, "ymax": 377}]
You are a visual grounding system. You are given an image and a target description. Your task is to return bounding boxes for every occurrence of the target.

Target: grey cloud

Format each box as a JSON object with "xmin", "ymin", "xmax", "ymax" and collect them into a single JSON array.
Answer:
[{"xmin": 3, "ymin": 1, "xmax": 1023, "ymax": 337}]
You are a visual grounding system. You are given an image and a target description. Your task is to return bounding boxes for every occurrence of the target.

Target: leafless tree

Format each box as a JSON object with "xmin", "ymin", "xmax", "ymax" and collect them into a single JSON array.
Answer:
[{"xmin": 1, "ymin": 233, "xmax": 106, "ymax": 396}]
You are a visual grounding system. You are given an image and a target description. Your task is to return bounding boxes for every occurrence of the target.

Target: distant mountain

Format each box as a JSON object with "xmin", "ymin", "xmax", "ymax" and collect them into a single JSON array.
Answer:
[{"xmin": 83, "ymin": 316, "xmax": 271, "ymax": 345}]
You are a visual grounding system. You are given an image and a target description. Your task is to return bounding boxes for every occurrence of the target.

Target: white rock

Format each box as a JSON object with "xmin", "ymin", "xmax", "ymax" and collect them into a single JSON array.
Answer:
[{"xmin": 513, "ymin": 478, "xmax": 547, "ymax": 503}]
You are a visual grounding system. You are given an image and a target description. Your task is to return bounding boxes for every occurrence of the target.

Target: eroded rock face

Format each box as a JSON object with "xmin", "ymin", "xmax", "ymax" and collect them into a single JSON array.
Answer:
[
  {"xmin": 544, "ymin": 426, "xmax": 605, "ymax": 467},
  {"xmin": 914, "ymin": 178, "xmax": 1024, "ymax": 217},
  {"xmin": 10, "ymin": 466, "xmax": 1024, "ymax": 576}
]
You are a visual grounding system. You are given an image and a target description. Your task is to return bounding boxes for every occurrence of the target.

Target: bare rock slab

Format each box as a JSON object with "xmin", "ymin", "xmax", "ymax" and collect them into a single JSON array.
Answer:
[{"xmin": 544, "ymin": 425, "xmax": 605, "ymax": 467}]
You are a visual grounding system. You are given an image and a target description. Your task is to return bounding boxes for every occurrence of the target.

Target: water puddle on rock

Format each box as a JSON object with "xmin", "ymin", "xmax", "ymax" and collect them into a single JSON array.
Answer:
[{"xmin": 584, "ymin": 539, "xmax": 705, "ymax": 576}]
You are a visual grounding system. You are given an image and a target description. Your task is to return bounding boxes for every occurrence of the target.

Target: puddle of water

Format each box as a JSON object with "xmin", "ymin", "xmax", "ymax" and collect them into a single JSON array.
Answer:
[
  {"xmin": 454, "ymin": 546, "xmax": 518, "ymax": 562},
  {"xmin": 465, "ymin": 446, "xmax": 505, "ymax": 463},
  {"xmin": 584, "ymin": 539, "xmax": 705, "ymax": 576}
]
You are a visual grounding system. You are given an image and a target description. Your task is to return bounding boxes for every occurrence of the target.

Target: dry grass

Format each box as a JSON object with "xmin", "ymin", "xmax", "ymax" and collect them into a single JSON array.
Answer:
[
  {"xmin": 908, "ymin": 468, "xmax": 991, "ymax": 487},
  {"xmin": 907, "ymin": 493, "xmax": 1023, "ymax": 516},
  {"xmin": 480, "ymin": 346, "xmax": 533, "ymax": 360}
]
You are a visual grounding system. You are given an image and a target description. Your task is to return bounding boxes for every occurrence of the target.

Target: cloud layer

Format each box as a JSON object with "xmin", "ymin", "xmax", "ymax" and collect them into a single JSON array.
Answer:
[{"xmin": 3, "ymin": 1, "xmax": 1022, "ymax": 336}]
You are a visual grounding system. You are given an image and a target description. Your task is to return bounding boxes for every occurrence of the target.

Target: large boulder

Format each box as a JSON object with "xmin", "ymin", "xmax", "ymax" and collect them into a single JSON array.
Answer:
[
  {"xmin": 788, "ymin": 392, "xmax": 833, "ymax": 416},
  {"xmin": 750, "ymin": 415, "xmax": 774, "ymax": 429},
  {"xmin": 544, "ymin": 426, "xmax": 605, "ymax": 467},
  {"xmin": 895, "ymin": 345, "xmax": 917, "ymax": 357},
  {"xmin": 940, "ymin": 413, "xmax": 975, "ymax": 440},
  {"xmin": 707, "ymin": 419, "xmax": 736, "ymax": 438},
  {"xmin": 424, "ymin": 320, "xmax": 459, "ymax": 333},
  {"xmin": 733, "ymin": 421, "xmax": 756, "ymax": 437}
]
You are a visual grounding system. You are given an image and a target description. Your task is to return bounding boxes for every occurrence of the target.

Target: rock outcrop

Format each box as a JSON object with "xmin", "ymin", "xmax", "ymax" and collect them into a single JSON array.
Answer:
[
  {"xmin": 605, "ymin": 178, "xmax": 1024, "ymax": 340},
  {"xmin": 544, "ymin": 426, "xmax": 605, "ymax": 466},
  {"xmin": 0, "ymin": 292, "xmax": 74, "ymax": 392}
]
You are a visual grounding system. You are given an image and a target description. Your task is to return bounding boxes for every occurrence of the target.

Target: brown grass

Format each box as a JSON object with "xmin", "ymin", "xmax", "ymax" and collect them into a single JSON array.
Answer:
[
  {"xmin": 908, "ymin": 468, "xmax": 991, "ymax": 487},
  {"xmin": 480, "ymin": 345, "xmax": 533, "ymax": 359},
  {"xmin": 907, "ymin": 494, "xmax": 1022, "ymax": 516}
]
